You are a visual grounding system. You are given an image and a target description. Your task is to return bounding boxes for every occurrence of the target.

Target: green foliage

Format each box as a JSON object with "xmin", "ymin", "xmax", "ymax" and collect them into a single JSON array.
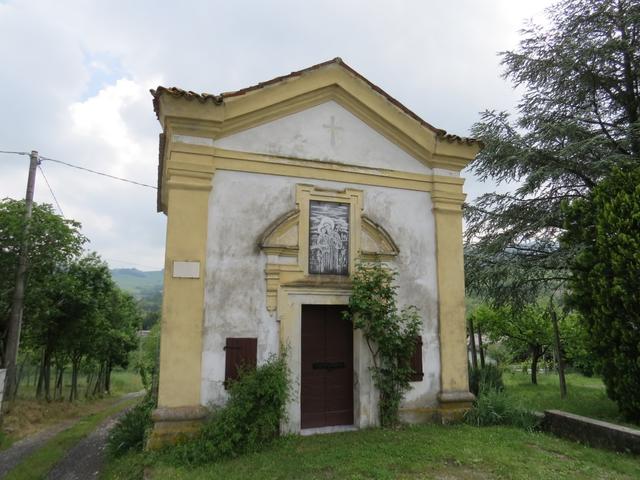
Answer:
[
  {"xmin": 465, "ymin": 390, "xmax": 540, "ymax": 431},
  {"xmin": 0, "ymin": 198, "xmax": 141, "ymax": 402},
  {"xmin": 107, "ymin": 395, "xmax": 155, "ymax": 457},
  {"xmin": 135, "ymin": 324, "xmax": 160, "ymax": 391},
  {"xmin": 344, "ymin": 262, "xmax": 421, "ymax": 427},
  {"xmin": 468, "ymin": 364, "xmax": 504, "ymax": 397},
  {"xmin": 562, "ymin": 167, "xmax": 640, "ymax": 421},
  {"xmin": 470, "ymin": 303, "xmax": 553, "ymax": 385},
  {"xmin": 561, "ymin": 312, "xmax": 598, "ymax": 377},
  {"xmin": 465, "ymin": 0, "xmax": 640, "ymax": 312},
  {"xmin": 171, "ymin": 353, "xmax": 290, "ymax": 466},
  {"xmin": 485, "ymin": 342, "xmax": 511, "ymax": 367},
  {"xmin": 0, "ymin": 199, "xmax": 85, "ymax": 365}
]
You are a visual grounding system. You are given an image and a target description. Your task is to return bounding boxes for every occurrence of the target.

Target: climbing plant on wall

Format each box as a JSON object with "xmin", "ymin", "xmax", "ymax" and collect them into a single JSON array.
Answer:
[{"xmin": 344, "ymin": 261, "xmax": 421, "ymax": 427}]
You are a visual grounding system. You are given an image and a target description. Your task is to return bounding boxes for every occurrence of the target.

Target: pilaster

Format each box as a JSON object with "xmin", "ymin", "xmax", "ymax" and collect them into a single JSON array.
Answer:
[
  {"xmin": 432, "ymin": 181, "xmax": 475, "ymax": 420},
  {"xmin": 149, "ymin": 162, "xmax": 213, "ymax": 448}
]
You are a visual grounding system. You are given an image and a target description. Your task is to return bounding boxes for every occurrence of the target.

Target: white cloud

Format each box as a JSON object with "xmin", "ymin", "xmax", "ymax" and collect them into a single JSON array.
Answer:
[{"xmin": 0, "ymin": 0, "xmax": 555, "ymax": 270}]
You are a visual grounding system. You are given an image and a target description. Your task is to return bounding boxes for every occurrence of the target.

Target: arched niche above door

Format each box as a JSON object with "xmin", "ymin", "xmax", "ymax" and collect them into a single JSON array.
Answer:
[{"xmin": 257, "ymin": 185, "xmax": 400, "ymax": 312}]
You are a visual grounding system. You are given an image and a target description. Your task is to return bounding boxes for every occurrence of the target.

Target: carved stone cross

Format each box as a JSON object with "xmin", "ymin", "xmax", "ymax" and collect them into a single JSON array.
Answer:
[{"xmin": 322, "ymin": 115, "xmax": 343, "ymax": 147}]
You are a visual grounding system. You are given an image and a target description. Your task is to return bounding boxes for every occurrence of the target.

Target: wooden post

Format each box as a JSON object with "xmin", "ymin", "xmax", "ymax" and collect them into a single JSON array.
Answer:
[{"xmin": 2, "ymin": 150, "xmax": 39, "ymax": 411}]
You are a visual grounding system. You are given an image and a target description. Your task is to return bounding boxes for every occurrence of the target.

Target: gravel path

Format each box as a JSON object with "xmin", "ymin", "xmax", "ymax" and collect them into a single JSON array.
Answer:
[
  {"xmin": 46, "ymin": 391, "xmax": 144, "ymax": 480},
  {"xmin": 0, "ymin": 418, "xmax": 79, "ymax": 478},
  {"xmin": 0, "ymin": 391, "xmax": 144, "ymax": 479}
]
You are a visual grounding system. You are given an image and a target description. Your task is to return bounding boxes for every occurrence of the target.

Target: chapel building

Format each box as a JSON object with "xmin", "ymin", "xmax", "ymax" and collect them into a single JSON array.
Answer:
[{"xmin": 149, "ymin": 59, "xmax": 480, "ymax": 445}]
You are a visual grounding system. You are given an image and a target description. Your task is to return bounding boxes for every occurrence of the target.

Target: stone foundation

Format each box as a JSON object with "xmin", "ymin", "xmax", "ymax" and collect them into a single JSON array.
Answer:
[
  {"xmin": 147, "ymin": 405, "xmax": 208, "ymax": 449},
  {"xmin": 399, "ymin": 407, "xmax": 439, "ymax": 424},
  {"xmin": 147, "ymin": 390, "xmax": 476, "ymax": 448},
  {"xmin": 436, "ymin": 390, "xmax": 475, "ymax": 423}
]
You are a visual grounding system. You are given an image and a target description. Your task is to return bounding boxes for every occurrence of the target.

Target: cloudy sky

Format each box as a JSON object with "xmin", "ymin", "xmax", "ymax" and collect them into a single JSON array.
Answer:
[{"xmin": 0, "ymin": 0, "xmax": 553, "ymax": 271}]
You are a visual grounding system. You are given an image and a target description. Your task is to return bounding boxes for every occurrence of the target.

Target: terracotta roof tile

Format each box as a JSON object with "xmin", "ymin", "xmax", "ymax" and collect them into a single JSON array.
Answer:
[{"xmin": 150, "ymin": 58, "xmax": 480, "ymax": 146}]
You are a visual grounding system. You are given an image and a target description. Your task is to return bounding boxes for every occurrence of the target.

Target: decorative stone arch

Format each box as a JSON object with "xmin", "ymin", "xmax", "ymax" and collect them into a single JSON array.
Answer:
[
  {"xmin": 360, "ymin": 215, "xmax": 400, "ymax": 261},
  {"xmin": 258, "ymin": 184, "xmax": 400, "ymax": 312}
]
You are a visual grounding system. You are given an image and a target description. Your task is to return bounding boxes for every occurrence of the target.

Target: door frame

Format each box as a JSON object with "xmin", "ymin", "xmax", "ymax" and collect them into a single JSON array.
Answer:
[
  {"xmin": 300, "ymin": 304, "xmax": 354, "ymax": 429},
  {"xmin": 277, "ymin": 285, "xmax": 378, "ymax": 433}
]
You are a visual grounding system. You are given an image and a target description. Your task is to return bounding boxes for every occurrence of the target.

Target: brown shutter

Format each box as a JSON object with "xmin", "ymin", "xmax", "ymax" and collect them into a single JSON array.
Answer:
[
  {"xmin": 224, "ymin": 337, "xmax": 258, "ymax": 389},
  {"xmin": 409, "ymin": 336, "xmax": 424, "ymax": 382}
]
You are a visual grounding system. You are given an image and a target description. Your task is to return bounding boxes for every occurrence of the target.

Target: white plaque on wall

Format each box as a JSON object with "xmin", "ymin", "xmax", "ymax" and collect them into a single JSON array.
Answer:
[{"xmin": 173, "ymin": 261, "xmax": 200, "ymax": 279}]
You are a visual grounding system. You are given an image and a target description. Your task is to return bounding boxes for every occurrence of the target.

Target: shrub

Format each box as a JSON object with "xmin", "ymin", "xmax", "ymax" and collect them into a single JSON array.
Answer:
[
  {"xmin": 135, "ymin": 324, "xmax": 160, "ymax": 392},
  {"xmin": 171, "ymin": 353, "xmax": 290, "ymax": 466},
  {"xmin": 464, "ymin": 390, "xmax": 540, "ymax": 431},
  {"xmin": 562, "ymin": 167, "xmax": 640, "ymax": 421},
  {"xmin": 469, "ymin": 364, "xmax": 504, "ymax": 397},
  {"xmin": 344, "ymin": 262, "xmax": 421, "ymax": 427},
  {"xmin": 107, "ymin": 395, "xmax": 155, "ymax": 457}
]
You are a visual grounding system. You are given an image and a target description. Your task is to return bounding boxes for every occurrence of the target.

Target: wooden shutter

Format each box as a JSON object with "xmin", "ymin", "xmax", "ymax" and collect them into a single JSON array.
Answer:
[
  {"xmin": 409, "ymin": 336, "xmax": 424, "ymax": 382},
  {"xmin": 224, "ymin": 337, "xmax": 257, "ymax": 389}
]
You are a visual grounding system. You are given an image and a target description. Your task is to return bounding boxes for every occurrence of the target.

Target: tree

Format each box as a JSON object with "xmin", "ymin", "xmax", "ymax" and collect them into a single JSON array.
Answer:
[
  {"xmin": 466, "ymin": 0, "xmax": 640, "ymax": 400},
  {"xmin": 466, "ymin": 0, "xmax": 640, "ymax": 287},
  {"xmin": 0, "ymin": 199, "xmax": 85, "ymax": 401},
  {"xmin": 471, "ymin": 304, "xmax": 554, "ymax": 385},
  {"xmin": 98, "ymin": 288, "xmax": 140, "ymax": 394},
  {"xmin": 561, "ymin": 311, "xmax": 598, "ymax": 377},
  {"xmin": 562, "ymin": 167, "xmax": 640, "ymax": 421}
]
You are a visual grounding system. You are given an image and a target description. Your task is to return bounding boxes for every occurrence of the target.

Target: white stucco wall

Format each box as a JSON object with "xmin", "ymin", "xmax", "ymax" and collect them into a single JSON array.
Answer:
[
  {"xmin": 201, "ymin": 170, "xmax": 441, "ymax": 412},
  {"xmin": 201, "ymin": 100, "xmax": 444, "ymax": 424},
  {"xmin": 213, "ymin": 100, "xmax": 433, "ymax": 175}
]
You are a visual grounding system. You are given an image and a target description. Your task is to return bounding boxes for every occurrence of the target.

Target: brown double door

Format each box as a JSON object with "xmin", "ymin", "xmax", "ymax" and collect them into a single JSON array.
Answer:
[{"xmin": 301, "ymin": 305, "xmax": 354, "ymax": 429}]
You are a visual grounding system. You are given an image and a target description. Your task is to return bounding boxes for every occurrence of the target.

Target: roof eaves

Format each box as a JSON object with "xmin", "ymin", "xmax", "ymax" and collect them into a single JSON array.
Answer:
[{"xmin": 150, "ymin": 57, "xmax": 482, "ymax": 146}]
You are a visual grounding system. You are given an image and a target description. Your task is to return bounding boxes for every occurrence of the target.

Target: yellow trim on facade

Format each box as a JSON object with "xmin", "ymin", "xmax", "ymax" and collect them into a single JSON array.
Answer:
[
  {"xmin": 432, "ymin": 193, "xmax": 473, "ymax": 402},
  {"xmin": 152, "ymin": 62, "xmax": 479, "ymax": 442},
  {"xmin": 159, "ymin": 145, "xmax": 465, "ymax": 212},
  {"xmin": 155, "ymin": 63, "xmax": 480, "ymax": 208},
  {"xmin": 296, "ymin": 184, "xmax": 363, "ymax": 277},
  {"xmin": 157, "ymin": 164, "xmax": 213, "ymax": 409}
]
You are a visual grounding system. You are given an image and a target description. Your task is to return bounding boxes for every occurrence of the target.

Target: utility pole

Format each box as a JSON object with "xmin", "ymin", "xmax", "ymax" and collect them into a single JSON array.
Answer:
[{"xmin": 2, "ymin": 150, "xmax": 39, "ymax": 411}]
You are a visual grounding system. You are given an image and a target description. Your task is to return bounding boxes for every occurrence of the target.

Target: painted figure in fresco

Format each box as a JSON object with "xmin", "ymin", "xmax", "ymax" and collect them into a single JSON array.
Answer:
[
  {"xmin": 317, "ymin": 217, "xmax": 343, "ymax": 273},
  {"xmin": 309, "ymin": 201, "xmax": 349, "ymax": 275}
]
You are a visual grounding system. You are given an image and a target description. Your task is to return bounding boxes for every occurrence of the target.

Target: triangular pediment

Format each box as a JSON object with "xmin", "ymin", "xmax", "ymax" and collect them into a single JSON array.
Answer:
[
  {"xmin": 213, "ymin": 100, "xmax": 432, "ymax": 174},
  {"xmin": 153, "ymin": 59, "xmax": 481, "ymax": 172}
]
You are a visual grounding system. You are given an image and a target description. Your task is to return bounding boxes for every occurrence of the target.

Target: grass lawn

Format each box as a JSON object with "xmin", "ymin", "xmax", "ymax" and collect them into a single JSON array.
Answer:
[
  {"xmin": 101, "ymin": 371, "xmax": 639, "ymax": 479},
  {"xmin": 1, "ymin": 368, "xmax": 142, "ymax": 450},
  {"xmin": 503, "ymin": 371, "xmax": 635, "ymax": 427},
  {"xmin": 104, "ymin": 423, "xmax": 640, "ymax": 480}
]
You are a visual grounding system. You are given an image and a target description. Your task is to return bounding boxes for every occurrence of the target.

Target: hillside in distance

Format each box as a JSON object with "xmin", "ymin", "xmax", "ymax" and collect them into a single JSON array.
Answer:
[{"xmin": 111, "ymin": 268, "xmax": 163, "ymax": 298}]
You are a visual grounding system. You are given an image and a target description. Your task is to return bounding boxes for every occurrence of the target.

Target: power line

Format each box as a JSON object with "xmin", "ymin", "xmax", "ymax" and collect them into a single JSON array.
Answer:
[
  {"xmin": 37, "ymin": 164, "xmax": 64, "ymax": 216},
  {"xmin": 0, "ymin": 150, "xmax": 30, "ymax": 156},
  {"xmin": 1, "ymin": 149, "xmax": 157, "ymax": 190},
  {"xmin": 39, "ymin": 156, "xmax": 157, "ymax": 190}
]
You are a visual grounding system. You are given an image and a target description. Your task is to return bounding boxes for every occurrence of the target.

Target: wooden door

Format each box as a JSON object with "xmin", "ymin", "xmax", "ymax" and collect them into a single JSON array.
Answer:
[{"xmin": 301, "ymin": 305, "xmax": 354, "ymax": 429}]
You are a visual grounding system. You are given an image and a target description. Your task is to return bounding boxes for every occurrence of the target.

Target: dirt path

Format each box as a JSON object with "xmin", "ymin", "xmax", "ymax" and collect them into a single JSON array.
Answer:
[
  {"xmin": 46, "ymin": 391, "xmax": 144, "ymax": 480},
  {"xmin": 0, "ymin": 418, "xmax": 79, "ymax": 478},
  {"xmin": 0, "ymin": 391, "xmax": 144, "ymax": 479}
]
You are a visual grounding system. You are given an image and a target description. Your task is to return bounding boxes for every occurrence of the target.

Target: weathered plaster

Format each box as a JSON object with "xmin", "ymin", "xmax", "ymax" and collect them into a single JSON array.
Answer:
[
  {"xmin": 201, "ymin": 170, "xmax": 441, "ymax": 424},
  {"xmin": 433, "ymin": 168, "xmax": 460, "ymax": 178},
  {"xmin": 212, "ymin": 101, "xmax": 433, "ymax": 175},
  {"xmin": 153, "ymin": 60, "xmax": 478, "ymax": 444}
]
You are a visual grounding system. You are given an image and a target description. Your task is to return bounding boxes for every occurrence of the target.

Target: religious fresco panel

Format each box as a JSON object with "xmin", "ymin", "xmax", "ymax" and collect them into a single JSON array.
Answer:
[{"xmin": 309, "ymin": 201, "xmax": 349, "ymax": 275}]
